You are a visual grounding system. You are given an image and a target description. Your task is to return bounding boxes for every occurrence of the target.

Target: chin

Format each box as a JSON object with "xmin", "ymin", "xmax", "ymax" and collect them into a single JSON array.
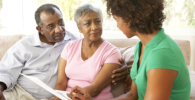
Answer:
[
  {"xmin": 89, "ymin": 37, "xmax": 101, "ymax": 42},
  {"xmin": 56, "ymin": 38, "xmax": 64, "ymax": 42},
  {"xmin": 124, "ymin": 33, "xmax": 134, "ymax": 38}
]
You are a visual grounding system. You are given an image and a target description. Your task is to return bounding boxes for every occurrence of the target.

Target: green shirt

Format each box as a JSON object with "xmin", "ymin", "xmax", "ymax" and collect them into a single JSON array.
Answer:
[{"xmin": 130, "ymin": 28, "xmax": 191, "ymax": 100}]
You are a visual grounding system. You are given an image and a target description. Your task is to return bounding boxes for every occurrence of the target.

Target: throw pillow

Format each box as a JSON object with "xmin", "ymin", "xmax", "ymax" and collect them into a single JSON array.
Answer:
[
  {"xmin": 188, "ymin": 66, "xmax": 195, "ymax": 99},
  {"xmin": 118, "ymin": 45, "xmax": 135, "ymax": 92}
]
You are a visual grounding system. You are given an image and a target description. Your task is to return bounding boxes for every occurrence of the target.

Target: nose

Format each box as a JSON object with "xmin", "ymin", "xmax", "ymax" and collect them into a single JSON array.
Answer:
[
  {"xmin": 91, "ymin": 22, "xmax": 97, "ymax": 31},
  {"xmin": 55, "ymin": 25, "xmax": 63, "ymax": 33}
]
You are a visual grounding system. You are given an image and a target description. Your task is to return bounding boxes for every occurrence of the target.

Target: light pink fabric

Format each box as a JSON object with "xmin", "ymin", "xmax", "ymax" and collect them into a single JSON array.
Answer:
[{"xmin": 61, "ymin": 38, "xmax": 121, "ymax": 100}]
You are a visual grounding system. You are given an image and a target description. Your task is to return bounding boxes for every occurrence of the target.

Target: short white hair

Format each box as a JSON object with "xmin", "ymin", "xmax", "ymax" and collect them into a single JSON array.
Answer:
[{"xmin": 74, "ymin": 3, "xmax": 103, "ymax": 27}]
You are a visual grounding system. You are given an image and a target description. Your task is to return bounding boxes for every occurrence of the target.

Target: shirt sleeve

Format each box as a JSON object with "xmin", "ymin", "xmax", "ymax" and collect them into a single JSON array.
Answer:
[
  {"xmin": 0, "ymin": 44, "xmax": 25, "ymax": 91},
  {"xmin": 104, "ymin": 48, "xmax": 121, "ymax": 65},
  {"xmin": 146, "ymin": 48, "xmax": 180, "ymax": 72},
  {"xmin": 61, "ymin": 41, "xmax": 71, "ymax": 60}
]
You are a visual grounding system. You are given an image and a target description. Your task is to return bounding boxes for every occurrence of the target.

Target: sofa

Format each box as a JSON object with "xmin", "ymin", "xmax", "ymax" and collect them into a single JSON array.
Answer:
[{"xmin": 0, "ymin": 34, "xmax": 195, "ymax": 100}]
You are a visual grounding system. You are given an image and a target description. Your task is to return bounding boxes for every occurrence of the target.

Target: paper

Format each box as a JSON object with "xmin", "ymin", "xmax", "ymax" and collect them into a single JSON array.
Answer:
[{"xmin": 20, "ymin": 73, "xmax": 71, "ymax": 100}]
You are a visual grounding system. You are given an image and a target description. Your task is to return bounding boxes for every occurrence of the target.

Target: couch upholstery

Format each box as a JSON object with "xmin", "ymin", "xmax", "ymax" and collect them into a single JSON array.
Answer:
[{"xmin": 0, "ymin": 35, "xmax": 194, "ymax": 99}]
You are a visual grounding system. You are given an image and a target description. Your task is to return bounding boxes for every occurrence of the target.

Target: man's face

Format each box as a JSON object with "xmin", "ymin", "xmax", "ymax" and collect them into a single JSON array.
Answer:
[{"xmin": 38, "ymin": 8, "xmax": 65, "ymax": 43}]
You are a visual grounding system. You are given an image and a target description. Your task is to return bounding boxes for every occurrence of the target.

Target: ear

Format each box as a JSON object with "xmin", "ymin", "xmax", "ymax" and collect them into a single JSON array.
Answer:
[
  {"xmin": 36, "ymin": 26, "xmax": 43, "ymax": 35},
  {"xmin": 77, "ymin": 25, "xmax": 82, "ymax": 33}
]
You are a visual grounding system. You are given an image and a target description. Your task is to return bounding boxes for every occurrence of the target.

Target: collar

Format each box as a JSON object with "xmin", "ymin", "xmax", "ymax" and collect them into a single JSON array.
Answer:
[
  {"xmin": 146, "ymin": 28, "xmax": 166, "ymax": 48},
  {"xmin": 31, "ymin": 31, "xmax": 71, "ymax": 47}
]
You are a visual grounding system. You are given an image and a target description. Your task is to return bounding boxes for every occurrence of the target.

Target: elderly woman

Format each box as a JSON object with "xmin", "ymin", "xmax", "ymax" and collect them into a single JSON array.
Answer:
[
  {"xmin": 69, "ymin": 0, "xmax": 191, "ymax": 100},
  {"xmin": 50, "ymin": 4, "xmax": 121, "ymax": 100}
]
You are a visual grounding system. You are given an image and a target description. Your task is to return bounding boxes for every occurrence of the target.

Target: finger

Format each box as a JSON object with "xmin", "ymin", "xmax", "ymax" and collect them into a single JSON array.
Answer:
[
  {"xmin": 112, "ymin": 68, "xmax": 128, "ymax": 79},
  {"xmin": 118, "ymin": 57, "xmax": 125, "ymax": 66},
  {"xmin": 67, "ymin": 93, "xmax": 73, "ymax": 99},
  {"xmin": 72, "ymin": 92, "xmax": 85, "ymax": 100},
  {"xmin": 70, "ymin": 86, "xmax": 89, "ymax": 96},
  {"xmin": 70, "ymin": 86, "xmax": 84, "ymax": 94},
  {"xmin": 112, "ymin": 75, "xmax": 127, "ymax": 84},
  {"xmin": 112, "ymin": 66, "xmax": 128, "ymax": 74},
  {"xmin": 72, "ymin": 96, "xmax": 81, "ymax": 100}
]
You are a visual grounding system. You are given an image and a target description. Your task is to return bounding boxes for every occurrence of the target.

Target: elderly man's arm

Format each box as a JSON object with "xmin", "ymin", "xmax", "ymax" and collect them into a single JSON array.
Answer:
[{"xmin": 0, "ymin": 44, "xmax": 25, "ymax": 99}]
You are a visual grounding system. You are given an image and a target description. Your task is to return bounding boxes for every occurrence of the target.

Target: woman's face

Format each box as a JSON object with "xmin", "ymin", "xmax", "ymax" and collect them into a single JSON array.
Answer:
[
  {"xmin": 78, "ymin": 12, "xmax": 102, "ymax": 41},
  {"xmin": 113, "ymin": 15, "xmax": 135, "ymax": 38}
]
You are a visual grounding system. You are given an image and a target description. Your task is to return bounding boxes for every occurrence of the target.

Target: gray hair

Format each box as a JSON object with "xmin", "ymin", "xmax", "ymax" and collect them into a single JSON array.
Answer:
[
  {"xmin": 35, "ymin": 4, "xmax": 62, "ymax": 27},
  {"xmin": 74, "ymin": 4, "xmax": 103, "ymax": 27}
]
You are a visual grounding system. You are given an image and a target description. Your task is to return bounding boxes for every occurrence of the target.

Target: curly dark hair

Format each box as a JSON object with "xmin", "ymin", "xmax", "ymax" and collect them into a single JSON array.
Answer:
[{"xmin": 105, "ymin": 0, "xmax": 166, "ymax": 34}]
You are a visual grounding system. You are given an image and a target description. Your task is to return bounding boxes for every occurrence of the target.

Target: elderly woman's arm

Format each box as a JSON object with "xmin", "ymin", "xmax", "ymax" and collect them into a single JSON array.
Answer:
[
  {"xmin": 83, "ymin": 63, "xmax": 120, "ymax": 97},
  {"xmin": 54, "ymin": 57, "xmax": 68, "ymax": 90},
  {"xmin": 111, "ymin": 57, "xmax": 129, "ymax": 84},
  {"xmin": 49, "ymin": 57, "xmax": 68, "ymax": 100}
]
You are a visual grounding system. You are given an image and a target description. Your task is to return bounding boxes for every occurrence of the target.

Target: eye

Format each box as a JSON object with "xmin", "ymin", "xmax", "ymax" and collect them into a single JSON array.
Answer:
[
  {"xmin": 59, "ymin": 20, "xmax": 64, "ymax": 25},
  {"xmin": 96, "ymin": 20, "xmax": 101, "ymax": 23},
  {"xmin": 47, "ymin": 25, "xmax": 54, "ymax": 29},
  {"xmin": 84, "ymin": 23, "xmax": 89, "ymax": 25}
]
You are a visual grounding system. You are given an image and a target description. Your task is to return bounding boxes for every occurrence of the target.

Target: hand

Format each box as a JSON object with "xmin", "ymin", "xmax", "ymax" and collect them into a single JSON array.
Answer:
[
  {"xmin": 111, "ymin": 57, "xmax": 129, "ymax": 84},
  {"xmin": 0, "ymin": 83, "xmax": 6, "ymax": 100},
  {"xmin": 70, "ymin": 86, "xmax": 92, "ymax": 100},
  {"xmin": 0, "ymin": 90, "xmax": 5, "ymax": 100},
  {"xmin": 67, "ymin": 93, "xmax": 73, "ymax": 99}
]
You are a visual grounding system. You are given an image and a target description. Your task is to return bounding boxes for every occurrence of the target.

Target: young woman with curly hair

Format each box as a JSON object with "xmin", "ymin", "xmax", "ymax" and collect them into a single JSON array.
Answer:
[{"xmin": 69, "ymin": 0, "xmax": 191, "ymax": 100}]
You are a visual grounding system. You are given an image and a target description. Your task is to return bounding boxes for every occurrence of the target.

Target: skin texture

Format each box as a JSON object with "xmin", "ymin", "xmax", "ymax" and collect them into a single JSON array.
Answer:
[{"xmin": 49, "ymin": 11, "xmax": 120, "ymax": 100}]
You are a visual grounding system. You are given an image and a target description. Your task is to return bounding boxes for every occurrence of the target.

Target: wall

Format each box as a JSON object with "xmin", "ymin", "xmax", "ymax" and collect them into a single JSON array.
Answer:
[{"xmin": 169, "ymin": 34, "xmax": 195, "ymax": 71}]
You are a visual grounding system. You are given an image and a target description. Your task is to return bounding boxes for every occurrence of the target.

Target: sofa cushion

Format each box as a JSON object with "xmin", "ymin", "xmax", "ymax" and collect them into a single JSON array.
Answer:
[
  {"xmin": 188, "ymin": 67, "xmax": 195, "ymax": 99},
  {"xmin": 0, "ymin": 35, "xmax": 25, "ymax": 60},
  {"xmin": 119, "ymin": 46, "xmax": 135, "ymax": 68},
  {"xmin": 106, "ymin": 39, "xmax": 191, "ymax": 66}
]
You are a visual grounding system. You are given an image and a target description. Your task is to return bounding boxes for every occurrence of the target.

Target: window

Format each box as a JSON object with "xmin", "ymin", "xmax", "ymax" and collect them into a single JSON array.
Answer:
[
  {"xmin": 163, "ymin": 0, "xmax": 195, "ymax": 28},
  {"xmin": 0, "ymin": 0, "xmax": 2, "ymax": 22},
  {"xmin": 37, "ymin": 0, "xmax": 121, "ymax": 38},
  {"xmin": 0, "ymin": 0, "xmax": 23, "ymax": 28},
  {"xmin": 0, "ymin": 0, "xmax": 194, "ymax": 37}
]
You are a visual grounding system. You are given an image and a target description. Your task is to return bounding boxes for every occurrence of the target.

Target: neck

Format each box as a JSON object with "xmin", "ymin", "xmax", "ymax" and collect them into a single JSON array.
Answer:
[
  {"xmin": 82, "ymin": 38, "xmax": 103, "ymax": 48},
  {"xmin": 136, "ymin": 30, "xmax": 159, "ymax": 46},
  {"xmin": 39, "ymin": 33, "xmax": 55, "ymax": 45}
]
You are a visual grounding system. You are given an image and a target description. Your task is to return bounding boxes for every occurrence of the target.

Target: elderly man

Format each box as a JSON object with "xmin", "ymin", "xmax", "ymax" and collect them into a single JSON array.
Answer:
[{"xmin": 0, "ymin": 4, "xmax": 128, "ymax": 100}]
